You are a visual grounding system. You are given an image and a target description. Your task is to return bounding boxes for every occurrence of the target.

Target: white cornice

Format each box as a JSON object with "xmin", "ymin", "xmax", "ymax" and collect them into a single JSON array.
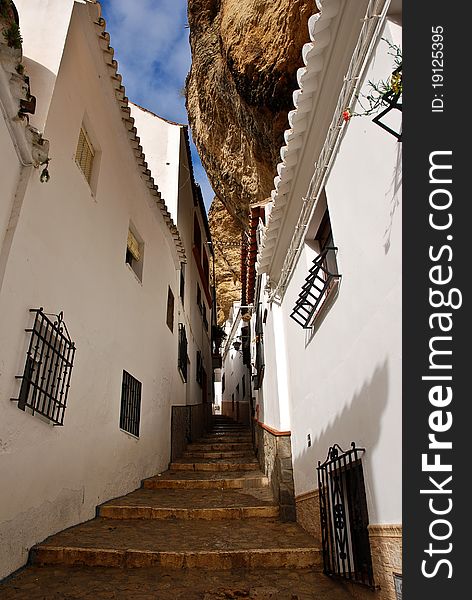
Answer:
[{"xmin": 257, "ymin": 0, "xmax": 392, "ymax": 300}]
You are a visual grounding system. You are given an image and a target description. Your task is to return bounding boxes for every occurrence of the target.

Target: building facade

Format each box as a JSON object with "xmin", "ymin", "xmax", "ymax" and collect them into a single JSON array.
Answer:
[
  {"xmin": 253, "ymin": 1, "xmax": 402, "ymax": 598},
  {"xmin": 0, "ymin": 0, "xmax": 211, "ymax": 579}
]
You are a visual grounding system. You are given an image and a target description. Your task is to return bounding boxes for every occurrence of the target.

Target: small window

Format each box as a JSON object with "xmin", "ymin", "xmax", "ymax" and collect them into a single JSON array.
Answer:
[
  {"xmin": 75, "ymin": 126, "xmax": 95, "ymax": 183},
  {"xmin": 126, "ymin": 227, "xmax": 144, "ymax": 282},
  {"xmin": 222, "ymin": 373, "xmax": 225, "ymax": 393},
  {"xmin": 196, "ymin": 283, "xmax": 202, "ymax": 313},
  {"xmin": 196, "ymin": 350, "xmax": 203, "ymax": 385},
  {"xmin": 178, "ymin": 324, "xmax": 188, "ymax": 382},
  {"xmin": 166, "ymin": 287, "xmax": 174, "ymax": 332},
  {"xmin": 242, "ymin": 374, "xmax": 245, "ymax": 399},
  {"xmin": 120, "ymin": 370, "xmax": 142, "ymax": 438},
  {"xmin": 179, "ymin": 262, "xmax": 185, "ymax": 305}
]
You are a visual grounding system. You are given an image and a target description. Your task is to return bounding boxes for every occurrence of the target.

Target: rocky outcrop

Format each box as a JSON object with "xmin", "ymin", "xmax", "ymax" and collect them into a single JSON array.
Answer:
[
  {"xmin": 209, "ymin": 196, "xmax": 244, "ymax": 324},
  {"xmin": 186, "ymin": 0, "xmax": 315, "ymax": 319}
]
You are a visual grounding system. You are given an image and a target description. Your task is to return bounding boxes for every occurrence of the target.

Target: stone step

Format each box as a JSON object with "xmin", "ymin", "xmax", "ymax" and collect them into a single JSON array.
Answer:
[
  {"xmin": 187, "ymin": 442, "xmax": 253, "ymax": 451},
  {"xmin": 206, "ymin": 433, "xmax": 251, "ymax": 439},
  {"xmin": 0, "ymin": 565, "xmax": 353, "ymax": 599},
  {"xmin": 143, "ymin": 470, "xmax": 269, "ymax": 490},
  {"xmin": 183, "ymin": 450, "xmax": 253, "ymax": 459},
  {"xmin": 98, "ymin": 488, "xmax": 278, "ymax": 520},
  {"xmin": 30, "ymin": 519, "xmax": 322, "ymax": 570},
  {"xmin": 200, "ymin": 435, "xmax": 252, "ymax": 443},
  {"xmin": 170, "ymin": 458, "xmax": 259, "ymax": 472}
]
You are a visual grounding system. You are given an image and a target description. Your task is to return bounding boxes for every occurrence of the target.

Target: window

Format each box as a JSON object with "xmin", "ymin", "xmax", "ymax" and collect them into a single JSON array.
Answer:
[
  {"xmin": 12, "ymin": 308, "xmax": 76, "ymax": 426},
  {"xmin": 290, "ymin": 208, "xmax": 340, "ymax": 329},
  {"xmin": 242, "ymin": 374, "xmax": 245, "ymax": 400},
  {"xmin": 75, "ymin": 126, "xmax": 95, "ymax": 183},
  {"xmin": 197, "ymin": 284, "xmax": 202, "ymax": 313},
  {"xmin": 180, "ymin": 262, "xmax": 185, "ymax": 305},
  {"xmin": 222, "ymin": 373, "xmax": 225, "ymax": 393},
  {"xmin": 178, "ymin": 324, "xmax": 188, "ymax": 382},
  {"xmin": 126, "ymin": 227, "xmax": 144, "ymax": 282},
  {"xmin": 317, "ymin": 443, "xmax": 374, "ymax": 587},
  {"xmin": 166, "ymin": 287, "xmax": 174, "ymax": 332},
  {"xmin": 202, "ymin": 303, "xmax": 208, "ymax": 331},
  {"xmin": 120, "ymin": 370, "xmax": 142, "ymax": 437},
  {"xmin": 196, "ymin": 350, "xmax": 203, "ymax": 385}
]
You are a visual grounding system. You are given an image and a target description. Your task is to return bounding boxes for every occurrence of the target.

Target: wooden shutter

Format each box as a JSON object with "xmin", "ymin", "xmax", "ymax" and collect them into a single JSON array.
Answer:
[{"xmin": 75, "ymin": 127, "xmax": 95, "ymax": 183}]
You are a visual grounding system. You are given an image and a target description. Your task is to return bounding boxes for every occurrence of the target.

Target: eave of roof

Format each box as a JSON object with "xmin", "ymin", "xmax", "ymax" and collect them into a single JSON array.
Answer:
[{"xmin": 257, "ymin": 0, "xmax": 343, "ymax": 274}]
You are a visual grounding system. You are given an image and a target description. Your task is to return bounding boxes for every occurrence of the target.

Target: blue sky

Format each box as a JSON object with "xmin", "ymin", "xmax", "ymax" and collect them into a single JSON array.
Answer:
[{"xmin": 99, "ymin": 0, "xmax": 215, "ymax": 211}]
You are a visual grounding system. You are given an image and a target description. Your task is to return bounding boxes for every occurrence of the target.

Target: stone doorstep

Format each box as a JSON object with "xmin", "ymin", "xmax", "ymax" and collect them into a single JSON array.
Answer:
[
  {"xmin": 143, "ymin": 475, "xmax": 269, "ymax": 490},
  {"xmin": 30, "ymin": 546, "xmax": 322, "ymax": 570},
  {"xmin": 169, "ymin": 462, "xmax": 259, "ymax": 472},
  {"xmin": 98, "ymin": 505, "xmax": 279, "ymax": 520}
]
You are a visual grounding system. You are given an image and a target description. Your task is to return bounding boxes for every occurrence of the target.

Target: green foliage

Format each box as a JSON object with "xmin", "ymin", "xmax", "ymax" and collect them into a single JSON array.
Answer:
[
  {"xmin": 3, "ymin": 22, "xmax": 22, "ymax": 49},
  {"xmin": 344, "ymin": 39, "xmax": 402, "ymax": 121},
  {"xmin": 0, "ymin": 0, "xmax": 14, "ymax": 21}
]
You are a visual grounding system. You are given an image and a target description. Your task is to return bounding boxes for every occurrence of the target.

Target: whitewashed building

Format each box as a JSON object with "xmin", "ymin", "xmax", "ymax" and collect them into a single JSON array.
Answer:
[
  {"xmin": 0, "ymin": 0, "xmax": 211, "ymax": 579},
  {"xmin": 220, "ymin": 301, "xmax": 252, "ymax": 425},
  {"xmin": 254, "ymin": 1, "xmax": 402, "ymax": 599}
]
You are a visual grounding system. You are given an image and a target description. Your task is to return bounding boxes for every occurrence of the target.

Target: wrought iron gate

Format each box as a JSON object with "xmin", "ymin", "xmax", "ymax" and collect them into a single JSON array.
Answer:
[{"xmin": 317, "ymin": 442, "xmax": 374, "ymax": 587}]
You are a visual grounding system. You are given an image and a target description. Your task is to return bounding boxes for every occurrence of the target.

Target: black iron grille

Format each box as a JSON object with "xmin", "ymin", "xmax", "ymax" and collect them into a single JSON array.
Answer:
[
  {"xmin": 317, "ymin": 442, "xmax": 374, "ymax": 587},
  {"xmin": 120, "ymin": 370, "xmax": 142, "ymax": 437},
  {"xmin": 11, "ymin": 308, "xmax": 76, "ymax": 426},
  {"xmin": 290, "ymin": 247, "xmax": 340, "ymax": 328},
  {"xmin": 178, "ymin": 323, "xmax": 188, "ymax": 382}
]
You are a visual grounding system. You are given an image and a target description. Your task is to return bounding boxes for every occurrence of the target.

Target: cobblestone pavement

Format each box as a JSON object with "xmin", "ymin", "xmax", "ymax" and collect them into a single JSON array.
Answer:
[{"xmin": 0, "ymin": 418, "xmax": 352, "ymax": 599}]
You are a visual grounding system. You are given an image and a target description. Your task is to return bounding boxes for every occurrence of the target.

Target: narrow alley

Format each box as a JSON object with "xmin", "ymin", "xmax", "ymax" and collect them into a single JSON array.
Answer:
[
  {"xmin": 0, "ymin": 416, "xmax": 351, "ymax": 599},
  {"xmin": 1, "ymin": 1, "xmax": 402, "ymax": 599}
]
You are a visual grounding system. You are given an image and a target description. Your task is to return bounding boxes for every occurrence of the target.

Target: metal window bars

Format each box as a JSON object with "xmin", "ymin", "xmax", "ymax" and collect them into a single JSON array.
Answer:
[
  {"xmin": 119, "ymin": 370, "xmax": 142, "ymax": 437},
  {"xmin": 317, "ymin": 442, "xmax": 374, "ymax": 588},
  {"xmin": 178, "ymin": 323, "xmax": 188, "ymax": 382},
  {"xmin": 11, "ymin": 308, "xmax": 76, "ymax": 426},
  {"xmin": 290, "ymin": 247, "xmax": 340, "ymax": 328}
]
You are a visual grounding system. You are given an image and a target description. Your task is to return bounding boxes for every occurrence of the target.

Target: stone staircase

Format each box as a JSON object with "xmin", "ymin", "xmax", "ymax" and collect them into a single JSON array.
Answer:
[{"xmin": 0, "ymin": 416, "xmax": 352, "ymax": 599}]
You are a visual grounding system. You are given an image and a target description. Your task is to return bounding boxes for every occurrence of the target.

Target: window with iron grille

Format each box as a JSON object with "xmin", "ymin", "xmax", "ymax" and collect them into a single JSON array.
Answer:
[
  {"xmin": 291, "ymin": 208, "xmax": 340, "ymax": 329},
  {"xmin": 119, "ymin": 370, "xmax": 141, "ymax": 437},
  {"xmin": 166, "ymin": 287, "xmax": 174, "ymax": 332},
  {"xmin": 317, "ymin": 443, "xmax": 374, "ymax": 587},
  {"xmin": 75, "ymin": 126, "xmax": 95, "ymax": 183},
  {"xmin": 11, "ymin": 308, "xmax": 76, "ymax": 426},
  {"xmin": 178, "ymin": 323, "xmax": 188, "ymax": 382},
  {"xmin": 253, "ymin": 301, "xmax": 265, "ymax": 390}
]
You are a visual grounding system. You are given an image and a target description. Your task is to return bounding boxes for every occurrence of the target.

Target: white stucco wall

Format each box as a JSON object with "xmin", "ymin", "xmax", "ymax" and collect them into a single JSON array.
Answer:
[
  {"xmin": 0, "ymin": 2, "xmax": 185, "ymax": 579},
  {"xmin": 129, "ymin": 104, "xmax": 181, "ymax": 223},
  {"xmin": 261, "ymin": 21, "xmax": 402, "ymax": 526},
  {"xmin": 14, "ymin": 0, "xmax": 80, "ymax": 131},
  {"xmin": 0, "ymin": 115, "xmax": 22, "ymax": 261}
]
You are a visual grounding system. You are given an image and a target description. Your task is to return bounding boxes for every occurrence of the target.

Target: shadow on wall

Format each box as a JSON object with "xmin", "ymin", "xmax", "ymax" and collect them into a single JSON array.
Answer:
[
  {"xmin": 383, "ymin": 141, "xmax": 402, "ymax": 255},
  {"xmin": 292, "ymin": 359, "xmax": 391, "ymax": 524}
]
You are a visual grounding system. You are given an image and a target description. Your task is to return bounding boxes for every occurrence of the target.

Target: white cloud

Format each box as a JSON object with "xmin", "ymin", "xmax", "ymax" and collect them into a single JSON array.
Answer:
[{"xmin": 100, "ymin": 0, "xmax": 215, "ymax": 211}]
